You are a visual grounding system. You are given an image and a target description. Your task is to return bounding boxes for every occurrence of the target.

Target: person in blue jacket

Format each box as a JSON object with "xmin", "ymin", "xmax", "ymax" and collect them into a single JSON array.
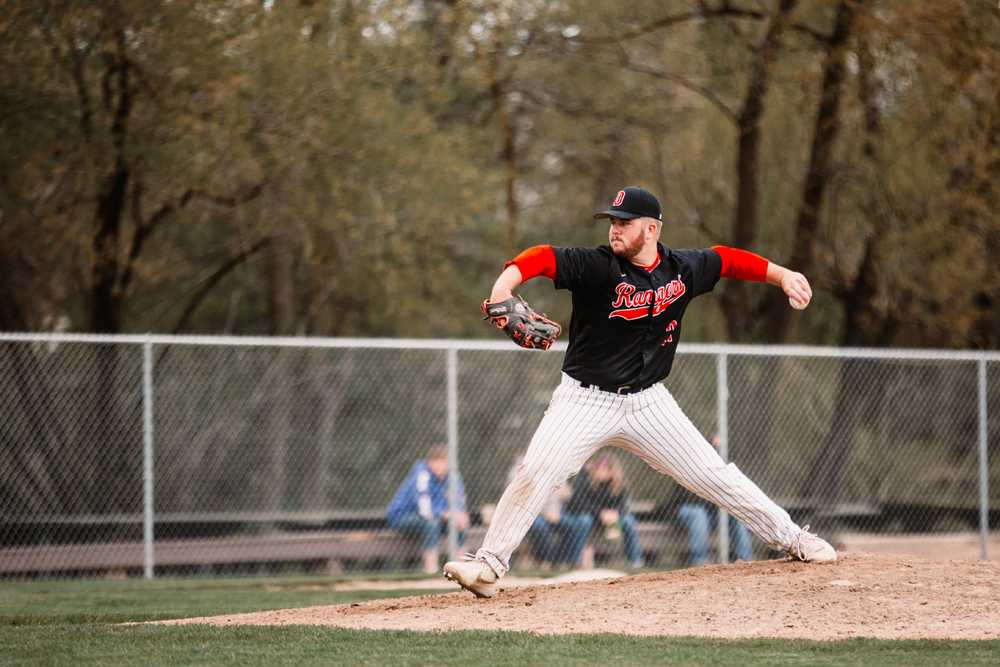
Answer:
[{"xmin": 386, "ymin": 445, "xmax": 469, "ymax": 574}]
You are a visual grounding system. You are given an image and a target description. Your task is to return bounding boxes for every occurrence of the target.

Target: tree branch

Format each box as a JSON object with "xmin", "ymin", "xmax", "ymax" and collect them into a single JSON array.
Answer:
[
  {"xmin": 549, "ymin": 36, "xmax": 739, "ymax": 124},
  {"xmin": 676, "ymin": 170, "xmax": 726, "ymax": 241},
  {"xmin": 612, "ymin": 57, "xmax": 738, "ymax": 126},
  {"xmin": 170, "ymin": 237, "xmax": 271, "ymax": 335},
  {"xmin": 515, "ymin": 87, "xmax": 667, "ymax": 131},
  {"xmin": 118, "ymin": 182, "xmax": 265, "ymax": 294},
  {"xmin": 566, "ymin": 5, "xmax": 830, "ymax": 47},
  {"xmin": 185, "ymin": 183, "xmax": 266, "ymax": 208}
]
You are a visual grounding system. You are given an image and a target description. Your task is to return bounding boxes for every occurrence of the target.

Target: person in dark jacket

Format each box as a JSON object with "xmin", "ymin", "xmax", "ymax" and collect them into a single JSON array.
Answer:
[
  {"xmin": 386, "ymin": 445, "xmax": 468, "ymax": 574},
  {"xmin": 563, "ymin": 453, "xmax": 644, "ymax": 568}
]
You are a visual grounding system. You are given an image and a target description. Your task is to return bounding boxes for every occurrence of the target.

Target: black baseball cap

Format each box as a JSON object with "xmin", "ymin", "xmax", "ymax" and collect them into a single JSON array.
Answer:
[{"xmin": 593, "ymin": 186, "xmax": 662, "ymax": 221}]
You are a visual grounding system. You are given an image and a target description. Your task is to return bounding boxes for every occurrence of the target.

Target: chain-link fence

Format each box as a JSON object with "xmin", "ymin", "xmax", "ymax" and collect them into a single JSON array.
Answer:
[{"xmin": 1, "ymin": 334, "xmax": 997, "ymax": 579}]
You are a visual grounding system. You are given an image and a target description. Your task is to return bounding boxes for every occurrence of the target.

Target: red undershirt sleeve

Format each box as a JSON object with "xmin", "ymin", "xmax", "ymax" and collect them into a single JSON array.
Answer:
[
  {"xmin": 505, "ymin": 244, "xmax": 557, "ymax": 280},
  {"xmin": 712, "ymin": 245, "xmax": 769, "ymax": 282}
]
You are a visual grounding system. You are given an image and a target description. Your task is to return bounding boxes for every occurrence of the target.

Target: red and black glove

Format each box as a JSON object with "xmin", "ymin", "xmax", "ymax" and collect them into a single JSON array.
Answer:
[{"xmin": 482, "ymin": 295, "xmax": 562, "ymax": 350}]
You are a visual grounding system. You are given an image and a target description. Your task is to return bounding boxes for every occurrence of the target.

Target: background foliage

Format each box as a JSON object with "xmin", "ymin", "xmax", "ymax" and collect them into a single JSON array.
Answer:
[{"xmin": 1, "ymin": 0, "xmax": 998, "ymax": 347}]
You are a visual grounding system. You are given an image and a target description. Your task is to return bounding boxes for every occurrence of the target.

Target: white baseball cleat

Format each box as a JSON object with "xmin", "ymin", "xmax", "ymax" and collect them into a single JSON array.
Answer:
[
  {"xmin": 443, "ymin": 554, "xmax": 498, "ymax": 598},
  {"xmin": 788, "ymin": 525, "xmax": 837, "ymax": 562}
]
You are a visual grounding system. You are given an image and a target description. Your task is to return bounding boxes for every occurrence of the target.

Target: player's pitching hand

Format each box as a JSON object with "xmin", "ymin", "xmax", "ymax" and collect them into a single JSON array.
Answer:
[{"xmin": 781, "ymin": 271, "xmax": 812, "ymax": 310}]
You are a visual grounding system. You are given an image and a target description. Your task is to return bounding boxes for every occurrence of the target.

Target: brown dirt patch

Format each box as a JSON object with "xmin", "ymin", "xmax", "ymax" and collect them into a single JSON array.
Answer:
[{"xmin": 160, "ymin": 552, "xmax": 1000, "ymax": 640}]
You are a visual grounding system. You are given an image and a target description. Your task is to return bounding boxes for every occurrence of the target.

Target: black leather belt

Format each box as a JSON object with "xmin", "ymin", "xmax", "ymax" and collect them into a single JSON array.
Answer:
[{"xmin": 580, "ymin": 381, "xmax": 655, "ymax": 395}]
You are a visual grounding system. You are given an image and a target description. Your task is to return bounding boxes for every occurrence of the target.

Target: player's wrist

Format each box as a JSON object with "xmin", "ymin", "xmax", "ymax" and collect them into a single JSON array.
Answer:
[
  {"xmin": 489, "ymin": 289, "xmax": 514, "ymax": 303},
  {"xmin": 489, "ymin": 265, "xmax": 522, "ymax": 303},
  {"xmin": 765, "ymin": 262, "xmax": 787, "ymax": 287}
]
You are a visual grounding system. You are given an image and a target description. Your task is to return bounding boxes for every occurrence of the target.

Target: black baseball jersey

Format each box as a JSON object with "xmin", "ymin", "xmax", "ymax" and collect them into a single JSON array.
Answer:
[{"xmin": 553, "ymin": 243, "xmax": 722, "ymax": 389}]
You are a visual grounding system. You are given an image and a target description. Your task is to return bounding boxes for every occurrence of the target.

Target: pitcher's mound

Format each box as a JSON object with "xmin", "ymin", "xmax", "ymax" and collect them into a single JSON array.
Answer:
[{"xmin": 163, "ymin": 552, "xmax": 1000, "ymax": 640}]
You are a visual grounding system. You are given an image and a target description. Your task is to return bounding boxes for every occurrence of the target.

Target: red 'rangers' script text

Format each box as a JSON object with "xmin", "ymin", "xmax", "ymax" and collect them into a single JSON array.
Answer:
[{"xmin": 609, "ymin": 280, "xmax": 686, "ymax": 320}]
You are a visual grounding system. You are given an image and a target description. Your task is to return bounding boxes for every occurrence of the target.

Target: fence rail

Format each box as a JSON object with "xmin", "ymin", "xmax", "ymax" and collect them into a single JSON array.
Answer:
[{"xmin": 1, "ymin": 333, "xmax": 996, "ymax": 578}]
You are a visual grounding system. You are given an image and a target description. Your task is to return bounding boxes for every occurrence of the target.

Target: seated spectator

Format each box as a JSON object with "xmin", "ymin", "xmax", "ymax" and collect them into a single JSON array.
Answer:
[
  {"xmin": 563, "ymin": 453, "xmax": 644, "ymax": 569},
  {"xmin": 385, "ymin": 445, "xmax": 468, "ymax": 574},
  {"xmin": 666, "ymin": 435, "xmax": 753, "ymax": 566},
  {"xmin": 507, "ymin": 452, "xmax": 591, "ymax": 569}
]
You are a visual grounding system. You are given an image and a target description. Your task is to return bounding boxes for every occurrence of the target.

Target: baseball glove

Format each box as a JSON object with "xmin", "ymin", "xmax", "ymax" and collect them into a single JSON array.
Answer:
[{"xmin": 482, "ymin": 295, "xmax": 562, "ymax": 350}]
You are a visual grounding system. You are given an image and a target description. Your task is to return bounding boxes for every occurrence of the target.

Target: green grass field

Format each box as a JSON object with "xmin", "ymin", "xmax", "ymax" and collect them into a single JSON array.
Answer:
[{"xmin": 3, "ymin": 576, "xmax": 998, "ymax": 666}]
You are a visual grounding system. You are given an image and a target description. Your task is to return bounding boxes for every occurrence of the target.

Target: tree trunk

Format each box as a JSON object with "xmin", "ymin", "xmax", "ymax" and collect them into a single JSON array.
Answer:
[
  {"xmin": 86, "ymin": 30, "xmax": 137, "ymax": 515},
  {"xmin": 800, "ymin": 2, "xmax": 887, "ymax": 507},
  {"xmin": 0, "ymin": 246, "xmax": 27, "ymax": 331},
  {"xmin": 720, "ymin": 0, "xmax": 799, "ymax": 342},
  {"xmin": 90, "ymin": 29, "xmax": 132, "ymax": 334},
  {"xmin": 763, "ymin": 0, "xmax": 861, "ymax": 343},
  {"xmin": 968, "ymin": 85, "xmax": 1000, "ymax": 348},
  {"xmin": 737, "ymin": 2, "xmax": 860, "ymax": 496},
  {"xmin": 269, "ymin": 232, "xmax": 296, "ymax": 336},
  {"xmin": 719, "ymin": 0, "xmax": 801, "ymax": 482},
  {"xmin": 91, "ymin": 165, "xmax": 128, "ymax": 333},
  {"xmin": 487, "ymin": 47, "xmax": 519, "ymax": 257}
]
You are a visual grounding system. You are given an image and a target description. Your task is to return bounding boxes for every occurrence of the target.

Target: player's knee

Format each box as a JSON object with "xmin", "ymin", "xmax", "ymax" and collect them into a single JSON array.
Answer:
[{"xmin": 510, "ymin": 461, "xmax": 549, "ymax": 501}]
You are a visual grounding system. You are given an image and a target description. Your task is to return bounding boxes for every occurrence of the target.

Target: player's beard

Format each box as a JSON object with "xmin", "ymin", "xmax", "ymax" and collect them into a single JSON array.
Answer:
[{"xmin": 611, "ymin": 234, "xmax": 644, "ymax": 260}]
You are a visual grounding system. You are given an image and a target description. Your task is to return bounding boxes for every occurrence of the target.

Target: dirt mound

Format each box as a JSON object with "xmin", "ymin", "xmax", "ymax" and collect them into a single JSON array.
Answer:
[{"xmin": 162, "ymin": 552, "xmax": 1000, "ymax": 640}]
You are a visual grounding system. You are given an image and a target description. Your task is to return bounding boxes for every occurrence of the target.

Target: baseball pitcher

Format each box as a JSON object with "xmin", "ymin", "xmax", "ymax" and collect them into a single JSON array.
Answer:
[{"xmin": 445, "ymin": 186, "xmax": 835, "ymax": 598}]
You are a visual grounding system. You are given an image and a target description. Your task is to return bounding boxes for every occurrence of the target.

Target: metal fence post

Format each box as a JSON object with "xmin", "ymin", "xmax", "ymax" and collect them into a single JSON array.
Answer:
[
  {"xmin": 142, "ymin": 338, "xmax": 155, "ymax": 579},
  {"xmin": 446, "ymin": 347, "xmax": 459, "ymax": 560},
  {"xmin": 978, "ymin": 358, "xmax": 989, "ymax": 560},
  {"xmin": 716, "ymin": 351, "xmax": 730, "ymax": 564}
]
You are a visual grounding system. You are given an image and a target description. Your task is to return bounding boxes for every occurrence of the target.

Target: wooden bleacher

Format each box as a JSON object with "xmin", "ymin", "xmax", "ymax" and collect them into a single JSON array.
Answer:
[
  {"xmin": 0, "ymin": 506, "xmax": 685, "ymax": 576},
  {"xmin": 3, "ymin": 498, "xmax": 897, "ymax": 576},
  {"xmin": 0, "ymin": 529, "xmax": 478, "ymax": 576}
]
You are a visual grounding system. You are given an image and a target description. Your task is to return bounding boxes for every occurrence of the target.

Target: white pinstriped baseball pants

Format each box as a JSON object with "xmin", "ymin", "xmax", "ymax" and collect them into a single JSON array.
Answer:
[{"xmin": 475, "ymin": 373, "xmax": 802, "ymax": 577}]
